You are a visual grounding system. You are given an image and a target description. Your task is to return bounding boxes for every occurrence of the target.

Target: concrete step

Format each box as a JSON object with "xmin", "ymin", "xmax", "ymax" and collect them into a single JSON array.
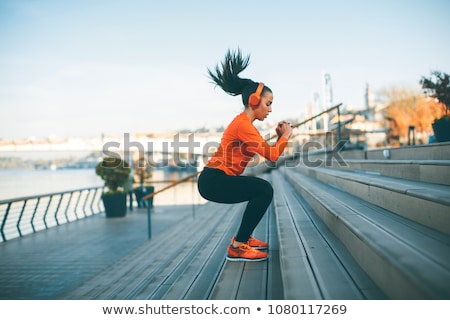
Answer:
[
  {"xmin": 323, "ymin": 159, "xmax": 450, "ymax": 186},
  {"xmin": 364, "ymin": 142, "xmax": 450, "ymax": 160},
  {"xmin": 291, "ymin": 164, "xmax": 450, "ymax": 235},
  {"xmin": 339, "ymin": 142, "xmax": 450, "ymax": 160},
  {"xmin": 280, "ymin": 166, "xmax": 450, "ymax": 299},
  {"xmin": 271, "ymin": 170, "xmax": 386, "ymax": 299}
]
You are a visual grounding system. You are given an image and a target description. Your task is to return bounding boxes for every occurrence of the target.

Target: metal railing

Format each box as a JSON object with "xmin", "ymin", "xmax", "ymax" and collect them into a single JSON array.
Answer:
[
  {"xmin": 0, "ymin": 104, "xmax": 344, "ymax": 242},
  {"xmin": 0, "ymin": 186, "xmax": 104, "ymax": 242},
  {"xmin": 142, "ymin": 173, "xmax": 200, "ymax": 239},
  {"xmin": 268, "ymin": 103, "xmax": 343, "ymax": 142}
]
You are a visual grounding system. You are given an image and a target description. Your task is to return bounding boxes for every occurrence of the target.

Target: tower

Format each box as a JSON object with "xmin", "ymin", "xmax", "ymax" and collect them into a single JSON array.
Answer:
[
  {"xmin": 365, "ymin": 82, "xmax": 373, "ymax": 110},
  {"xmin": 322, "ymin": 73, "xmax": 333, "ymax": 132},
  {"xmin": 322, "ymin": 73, "xmax": 333, "ymax": 109}
]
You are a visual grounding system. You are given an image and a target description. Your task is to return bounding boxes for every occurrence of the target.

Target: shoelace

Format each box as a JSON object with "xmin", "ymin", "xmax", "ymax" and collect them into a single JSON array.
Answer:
[{"xmin": 238, "ymin": 243, "xmax": 257, "ymax": 251}]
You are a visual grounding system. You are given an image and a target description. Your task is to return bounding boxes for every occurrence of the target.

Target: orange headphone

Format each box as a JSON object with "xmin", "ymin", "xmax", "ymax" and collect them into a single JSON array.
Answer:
[{"xmin": 248, "ymin": 83, "xmax": 264, "ymax": 109}]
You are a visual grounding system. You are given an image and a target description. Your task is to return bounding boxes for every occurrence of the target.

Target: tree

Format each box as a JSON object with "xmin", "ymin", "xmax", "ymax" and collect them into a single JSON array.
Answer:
[
  {"xmin": 381, "ymin": 87, "xmax": 443, "ymax": 144},
  {"xmin": 420, "ymin": 71, "xmax": 450, "ymax": 117}
]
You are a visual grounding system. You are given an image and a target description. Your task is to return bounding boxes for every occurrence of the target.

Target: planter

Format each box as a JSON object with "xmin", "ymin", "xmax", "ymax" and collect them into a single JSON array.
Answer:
[
  {"xmin": 102, "ymin": 192, "xmax": 127, "ymax": 218},
  {"xmin": 432, "ymin": 117, "xmax": 450, "ymax": 142}
]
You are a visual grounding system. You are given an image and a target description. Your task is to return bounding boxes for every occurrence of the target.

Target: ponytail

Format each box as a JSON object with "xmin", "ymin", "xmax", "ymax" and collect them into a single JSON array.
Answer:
[{"xmin": 208, "ymin": 48, "xmax": 270, "ymax": 107}]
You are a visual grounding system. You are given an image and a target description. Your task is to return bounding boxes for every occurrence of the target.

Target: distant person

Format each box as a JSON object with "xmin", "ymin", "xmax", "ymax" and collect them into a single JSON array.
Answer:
[
  {"xmin": 134, "ymin": 157, "xmax": 153, "ymax": 208},
  {"xmin": 197, "ymin": 49, "xmax": 293, "ymax": 262},
  {"xmin": 123, "ymin": 168, "xmax": 135, "ymax": 211}
]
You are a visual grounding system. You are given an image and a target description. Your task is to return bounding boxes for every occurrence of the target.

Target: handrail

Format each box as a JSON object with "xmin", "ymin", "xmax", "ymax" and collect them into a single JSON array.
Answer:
[
  {"xmin": 141, "ymin": 172, "xmax": 200, "ymax": 239},
  {"xmin": 293, "ymin": 128, "xmax": 387, "ymax": 137},
  {"xmin": 0, "ymin": 186, "xmax": 104, "ymax": 242},
  {"xmin": 136, "ymin": 179, "xmax": 199, "ymax": 185},
  {"xmin": 0, "ymin": 186, "xmax": 102, "ymax": 204},
  {"xmin": 267, "ymin": 103, "xmax": 342, "ymax": 141},
  {"xmin": 293, "ymin": 103, "xmax": 342, "ymax": 129},
  {"xmin": 142, "ymin": 172, "xmax": 199, "ymax": 201}
]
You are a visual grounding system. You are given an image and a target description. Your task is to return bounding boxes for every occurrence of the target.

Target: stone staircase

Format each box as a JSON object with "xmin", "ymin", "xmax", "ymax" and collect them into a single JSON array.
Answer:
[
  {"xmin": 63, "ymin": 142, "xmax": 450, "ymax": 300},
  {"xmin": 277, "ymin": 142, "xmax": 450, "ymax": 299}
]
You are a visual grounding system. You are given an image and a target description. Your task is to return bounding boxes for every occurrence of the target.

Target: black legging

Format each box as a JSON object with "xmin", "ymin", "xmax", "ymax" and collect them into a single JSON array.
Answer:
[{"xmin": 197, "ymin": 167, "xmax": 273, "ymax": 243}]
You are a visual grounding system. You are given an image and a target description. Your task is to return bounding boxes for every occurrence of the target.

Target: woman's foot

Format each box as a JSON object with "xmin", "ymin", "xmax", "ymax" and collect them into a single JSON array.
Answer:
[
  {"xmin": 247, "ymin": 236, "xmax": 268, "ymax": 249},
  {"xmin": 231, "ymin": 236, "xmax": 268, "ymax": 249},
  {"xmin": 226, "ymin": 243, "xmax": 268, "ymax": 261}
]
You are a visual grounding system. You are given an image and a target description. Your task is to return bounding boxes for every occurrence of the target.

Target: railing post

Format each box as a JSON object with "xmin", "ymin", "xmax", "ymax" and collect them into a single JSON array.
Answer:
[
  {"xmin": 31, "ymin": 198, "xmax": 41, "ymax": 233},
  {"xmin": 337, "ymin": 104, "xmax": 342, "ymax": 143},
  {"xmin": 64, "ymin": 192, "xmax": 74, "ymax": 222},
  {"xmin": 97, "ymin": 188, "xmax": 104, "ymax": 213},
  {"xmin": 17, "ymin": 200, "xmax": 27, "ymax": 237},
  {"xmin": 43, "ymin": 195, "xmax": 53, "ymax": 229},
  {"xmin": 82, "ymin": 190, "xmax": 90, "ymax": 217},
  {"xmin": 54, "ymin": 194, "xmax": 64, "ymax": 225},
  {"xmin": 1, "ymin": 203, "xmax": 12, "ymax": 242},
  {"xmin": 192, "ymin": 178, "xmax": 196, "ymax": 219},
  {"xmin": 73, "ymin": 191, "xmax": 82, "ymax": 220},
  {"xmin": 89, "ymin": 189, "xmax": 100, "ymax": 215},
  {"xmin": 408, "ymin": 125, "xmax": 416, "ymax": 145},
  {"xmin": 147, "ymin": 201, "xmax": 152, "ymax": 240}
]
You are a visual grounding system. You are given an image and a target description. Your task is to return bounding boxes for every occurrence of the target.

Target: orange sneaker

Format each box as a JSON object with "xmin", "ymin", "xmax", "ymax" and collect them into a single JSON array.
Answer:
[
  {"xmin": 247, "ymin": 237, "xmax": 268, "ymax": 249},
  {"xmin": 226, "ymin": 243, "xmax": 268, "ymax": 262},
  {"xmin": 231, "ymin": 236, "xmax": 268, "ymax": 249}
]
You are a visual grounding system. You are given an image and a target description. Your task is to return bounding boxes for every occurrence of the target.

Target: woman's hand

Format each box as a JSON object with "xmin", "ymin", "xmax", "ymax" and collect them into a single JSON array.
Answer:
[{"xmin": 276, "ymin": 121, "xmax": 293, "ymax": 139}]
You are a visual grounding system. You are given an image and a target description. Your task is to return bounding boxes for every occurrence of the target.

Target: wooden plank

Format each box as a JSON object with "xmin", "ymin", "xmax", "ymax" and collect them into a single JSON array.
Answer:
[
  {"xmin": 160, "ymin": 203, "xmax": 245, "ymax": 299},
  {"xmin": 271, "ymin": 172, "xmax": 322, "ymax": 299},
  {"xmin": 265, "ymin": 202, "xmax": 284, "ymax": 300},
  {"xmin": 64, "ymin": 201, "xmax": 230, "ymax": 299},
  {"xmin": 235, "ymin": 203, "xmax": 270, "ymax": 300},
  {"xmin": 208, "ymin": 262, "xmax": 244, "ymax": 300},
  {"xmin": 236, "ymin": 261, "xmax": 268, "ymax": 300},
  {"xmin": 63, "ymin": 210, "xmax": 204, "ymax": 299},
  {"xmin": 129, "ymin": 203, "xmax": 241, "ymax": 299},
  {"xmin": 208, "ymin": 173, "xmax": 284, "ymax": 300}
]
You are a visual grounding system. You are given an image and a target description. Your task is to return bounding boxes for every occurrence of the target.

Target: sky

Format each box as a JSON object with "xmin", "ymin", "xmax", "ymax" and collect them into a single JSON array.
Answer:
[{"xmin": 1, "ymin": 0, "xmax": 449, "ymax": 140}]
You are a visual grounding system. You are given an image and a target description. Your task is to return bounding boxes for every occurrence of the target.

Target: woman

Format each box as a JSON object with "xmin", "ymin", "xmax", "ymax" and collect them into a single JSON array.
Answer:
[{"xmin": 197, "ymin": 49, "xmax": 293, "ymax": 262}]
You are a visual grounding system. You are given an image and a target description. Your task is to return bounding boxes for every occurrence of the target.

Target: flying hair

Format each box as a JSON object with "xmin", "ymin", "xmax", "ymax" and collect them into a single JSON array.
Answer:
[{"xmin": 207, "ymin": 48, "xmax": 255, "ymax": 97}]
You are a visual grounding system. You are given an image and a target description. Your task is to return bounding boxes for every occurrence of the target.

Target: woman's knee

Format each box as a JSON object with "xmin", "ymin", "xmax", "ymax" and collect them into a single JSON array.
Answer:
[{"xmin": 258, "ymin": 179, "xmax": 273, "ymax": 200}]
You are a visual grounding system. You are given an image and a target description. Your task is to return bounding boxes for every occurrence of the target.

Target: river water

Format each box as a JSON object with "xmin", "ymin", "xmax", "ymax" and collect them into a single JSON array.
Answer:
[{"xmin": 0, "ymin": 168, "xmax": 205, "ymax": 205}]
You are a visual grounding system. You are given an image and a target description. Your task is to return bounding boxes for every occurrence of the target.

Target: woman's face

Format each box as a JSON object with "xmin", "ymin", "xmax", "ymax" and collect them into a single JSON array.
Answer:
[{"xmin": 254, "ymin": 91, "xmax": 273, "ymax": 121}]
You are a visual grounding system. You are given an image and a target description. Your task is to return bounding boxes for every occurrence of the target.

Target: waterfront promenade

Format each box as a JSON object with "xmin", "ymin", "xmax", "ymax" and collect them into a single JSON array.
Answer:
[
  {"xmin": 0, "ymin": 205, "xmax": 194, "ymax": 299},
  {"xmin": 1, "ymin": 142, "xmax": 449, "ymax": 300}
]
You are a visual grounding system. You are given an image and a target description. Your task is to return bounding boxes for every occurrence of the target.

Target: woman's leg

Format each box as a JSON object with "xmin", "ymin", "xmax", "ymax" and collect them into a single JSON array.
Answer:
[{"xmin": 198, "ymin": 168, "xmax": 273, "ymax": 242}]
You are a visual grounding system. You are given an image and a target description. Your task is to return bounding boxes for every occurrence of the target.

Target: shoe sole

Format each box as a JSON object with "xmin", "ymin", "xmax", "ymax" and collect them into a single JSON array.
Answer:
[{"xmin": 226, "ymin": 256, "xmax": 268, "ymax": 262}]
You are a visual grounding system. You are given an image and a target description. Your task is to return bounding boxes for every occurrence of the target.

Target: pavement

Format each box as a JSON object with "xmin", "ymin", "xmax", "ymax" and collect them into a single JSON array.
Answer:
[{"xmin": 0, "ymin": 204, "xmax": 196, "ymax": 300}]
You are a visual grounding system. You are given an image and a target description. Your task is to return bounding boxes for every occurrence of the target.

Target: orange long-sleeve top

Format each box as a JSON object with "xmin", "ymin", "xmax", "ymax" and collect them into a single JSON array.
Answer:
[{"xmin": 206, "ymin": 112, "xmax": 288, "ymax": 176}]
